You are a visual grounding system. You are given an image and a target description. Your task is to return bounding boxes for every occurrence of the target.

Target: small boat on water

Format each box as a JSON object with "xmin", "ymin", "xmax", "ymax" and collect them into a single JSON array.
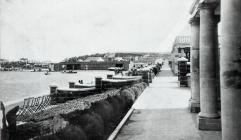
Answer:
[
  {"xmin": 108, "ymin": 67, "xmax": 124, "ymax": 71},
  {"xmin": 62, "ymin": 70, "xmax": 77, "ymax": 74},
  {"xmin": 75, "ymin": 83, "xmax": 95, "ymax": 88},
  {"xmin": 44, "ymin": 71, "xmax": 50, "ymax": 75}
]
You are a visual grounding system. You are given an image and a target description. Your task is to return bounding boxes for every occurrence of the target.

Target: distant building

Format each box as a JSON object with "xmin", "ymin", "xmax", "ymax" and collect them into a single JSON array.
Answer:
[
  {"xmin": 104, "ymin": 53, "xmax": 116, "ymax": 61},
  {"xmin": 171, "ymin": 36, "xmax": 190, "ymax": 59},
  {"xmin": 143, "ymin": 54, "xmax": 150, "ymax": 58},
  {"xmin": 20, "ymin": 58, "xmax": 28, "ymax": 63},
  {"xmin": 104, "ymin": 53, "xmax": 115, "ymax": 58},
  {"xmin": 134, "ymin": 54, "xmax": 161, "ymax": 64},
  {"xmin": 0, "ymin": 59, "xmax": 8, "ymax": 69},
  {"xmin": 170, "ymin": 36, "xmax": 190, "ymax": 75},
  {"xmin": 134, "ymin": 56, "xmax": 139, "ymax": 61},
  {"xmin": 84, "ymin": 57, "xmax": 105, "ymax": 62},
  {"xmin": 77, "ymin": 59, "xmax": 83, "ymax": 62},
  {"xmin": 0, "ymin": 59, "xmax": 8, "ymax": 64},
  {"xmin": 114, "ymin": 57, "xmax": 124, "ymax": 61},
  {"xmin": 57, "ymin": 60, "xmax": 130, "ymax": 71}
]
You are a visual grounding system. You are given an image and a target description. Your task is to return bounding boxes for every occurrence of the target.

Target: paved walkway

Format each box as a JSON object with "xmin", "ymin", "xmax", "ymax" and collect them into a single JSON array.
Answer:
[{"xmin": 115, "ymin": 63, "xmax": 221, "ymax": 140}]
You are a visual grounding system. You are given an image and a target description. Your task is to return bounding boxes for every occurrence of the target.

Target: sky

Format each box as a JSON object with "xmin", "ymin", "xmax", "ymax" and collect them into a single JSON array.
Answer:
[{"xmin": 0, "ymin": 0, "xmax": 192, "ymax": 62}]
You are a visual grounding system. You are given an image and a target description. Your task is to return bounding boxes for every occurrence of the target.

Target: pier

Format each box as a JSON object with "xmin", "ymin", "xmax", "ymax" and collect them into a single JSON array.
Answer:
[{"xmin": 113, "ymin": 62, "xmax": 221, "ymax": 140}]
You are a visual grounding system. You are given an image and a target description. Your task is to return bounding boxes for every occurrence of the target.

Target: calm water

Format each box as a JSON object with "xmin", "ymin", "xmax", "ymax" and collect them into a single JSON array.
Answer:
[{"xmin": 0, "ymin": 70, "xmax": 114, "ymax": 105}]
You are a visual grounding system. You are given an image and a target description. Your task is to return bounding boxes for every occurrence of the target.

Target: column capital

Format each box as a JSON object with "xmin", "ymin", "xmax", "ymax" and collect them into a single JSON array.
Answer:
[{"xmin": 189, "ymin": 17, "xmax": 200, "ymax": 25}]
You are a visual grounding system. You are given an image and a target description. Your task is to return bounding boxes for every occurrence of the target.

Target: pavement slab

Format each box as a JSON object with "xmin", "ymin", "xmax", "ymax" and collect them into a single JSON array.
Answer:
[{"xmin": 115, "ymin": 63, "xmax": 221, "ymax": 140}]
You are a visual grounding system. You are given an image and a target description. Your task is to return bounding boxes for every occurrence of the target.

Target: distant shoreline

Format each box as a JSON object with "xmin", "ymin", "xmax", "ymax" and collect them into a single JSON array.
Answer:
[{"xmin": 0, "ymin": 70, "xmax": 111, "ymax": 72}]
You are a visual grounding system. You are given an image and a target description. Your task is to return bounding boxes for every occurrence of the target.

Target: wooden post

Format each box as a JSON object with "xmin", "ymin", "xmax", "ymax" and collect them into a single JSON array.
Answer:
[
  {"xmin": 142, "ymin": 71, "xmax": 149, "ymax": 86},
  {"xmin": 50, "ymin": 85, "xmax": 58, "ymax": 95},
  {"xmin": 49, "ymin": 85, "xmax": 58, "ymax": 105},
  {"xmin": 107, "ymin": 74, "xmax": 113, "ymax": 79},
  {"xmin": 69, "ymin": 81, "xmax": 75, "ymax": 88},
  {"xmin": 95, "ymin": 77, "xmax": 102, "ymax": 91}
]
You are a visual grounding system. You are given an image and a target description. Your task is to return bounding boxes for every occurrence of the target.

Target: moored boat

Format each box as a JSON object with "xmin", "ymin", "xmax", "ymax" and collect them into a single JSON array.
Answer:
[
  {"xmin": 62, "ymin": 70, "xmax": 77, "ymax": 74},
  {"xmin": 44, "ymin": 71, "xmax": 50, "ymax": 75},
  {"xmin": 108, "ymin": 67, "xmax": 124, "ymax": 71}
]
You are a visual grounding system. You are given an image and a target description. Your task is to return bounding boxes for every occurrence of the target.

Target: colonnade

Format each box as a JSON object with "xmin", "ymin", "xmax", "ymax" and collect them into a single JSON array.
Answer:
[{"xmin": 189, "ymin": 0, "xmax": 241, "ymax": 139}]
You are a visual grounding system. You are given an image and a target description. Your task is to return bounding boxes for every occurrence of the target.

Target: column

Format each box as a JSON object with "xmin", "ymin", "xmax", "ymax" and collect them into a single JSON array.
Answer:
[
  {"xmin": 69, "ymin": 81, "xmax": 75, "ymax": 88},
  {"xmin": 214, "ymin": 17, "xmax": 221, "ymax": 111},
  {"xmin": 189, "ymin": 17, "xmax": 200, "ymax": 113},
  {"xmin": 221, "ymin": 0, "xmax": 241, "ymax": 139},
  {"xmin": 198, "ymin": 3, "xmax": 220, "ymax": 130}
]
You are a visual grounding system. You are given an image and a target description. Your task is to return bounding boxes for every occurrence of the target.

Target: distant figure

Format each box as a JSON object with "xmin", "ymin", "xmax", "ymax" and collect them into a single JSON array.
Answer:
[
  {"xmin": 79, "ymin": 80, "xmax": 83, "ymax": 84},
  {"xmin": 115, "ymin": 69, "xmax": 123, "ymax": 76},
  {"xmin": 120, "ymin": 70, "xmax": 124, "ymax": 76},
  {"xmin": 132, "ymin": 68, "xmax": 138, "ymax": 76},
  {"xmin": 152, "ymin": 67, "xmax": 158, "ymax": 76},
  {"xmin": 114, "ymin": 69, "xmax": 118, "ymax": 75},
  {"xmin": 157, "ymin": 63, "xmax": 162, "ymax": 71}
]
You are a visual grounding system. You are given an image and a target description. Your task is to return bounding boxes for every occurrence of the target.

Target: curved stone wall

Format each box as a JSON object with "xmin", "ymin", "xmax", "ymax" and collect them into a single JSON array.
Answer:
[{"xmin": 15, "ymin": 82, "xmax": 147, "ymax": 140}]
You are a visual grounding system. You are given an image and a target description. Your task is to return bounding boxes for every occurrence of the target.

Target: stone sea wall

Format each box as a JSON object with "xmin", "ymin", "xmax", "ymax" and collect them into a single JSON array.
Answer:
[{"xmin": 15, "ymin": 82, "xmax": 147, "ymax": 140}]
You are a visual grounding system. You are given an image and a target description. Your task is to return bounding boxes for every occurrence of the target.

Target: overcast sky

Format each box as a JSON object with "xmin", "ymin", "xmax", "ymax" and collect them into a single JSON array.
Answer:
[{"xmin": 0, "ymin": 0, "xmax": 192, "ymax": 62}]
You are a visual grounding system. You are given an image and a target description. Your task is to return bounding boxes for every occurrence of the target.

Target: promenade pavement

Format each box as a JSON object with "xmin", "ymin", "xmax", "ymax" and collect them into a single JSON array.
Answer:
[{"xmin": 115, "ymin": 63, "xmax": 221, "ymax": 140}]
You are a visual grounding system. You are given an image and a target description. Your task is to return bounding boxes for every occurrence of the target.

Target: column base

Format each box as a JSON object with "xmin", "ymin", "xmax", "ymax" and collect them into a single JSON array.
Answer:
[
  {"xmin": 189, "ymin": 100, "xmax": 200, "ymax": 113},
  {"xmin": 198, "ymin": 116, "xmax": 221, "ymax": 131}
]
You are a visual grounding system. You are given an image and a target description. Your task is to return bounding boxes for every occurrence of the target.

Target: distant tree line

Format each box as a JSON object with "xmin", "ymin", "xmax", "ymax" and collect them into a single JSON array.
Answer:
[
  {"xmin": 63, "ymin": 53, "xmax": 106, "ymax": 62},
  {"xmin": 1, "ymin": 61, "xmax": 26, "ymax": 68}
]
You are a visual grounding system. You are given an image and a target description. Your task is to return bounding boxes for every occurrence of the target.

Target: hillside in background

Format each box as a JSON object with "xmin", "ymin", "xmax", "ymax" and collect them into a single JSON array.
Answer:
[{"xmin": 64, "ymin": 52, "xmax": 171, "ymax": 63}]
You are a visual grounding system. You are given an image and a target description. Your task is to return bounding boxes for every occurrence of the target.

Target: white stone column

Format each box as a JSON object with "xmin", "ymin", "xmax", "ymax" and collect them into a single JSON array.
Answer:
[
  {"xmin": 189, "ymin": 17, "xmax": 200, "ymax": 113},
  {"xmin": 198, "ymin": 3, "xmax": 220, "ymax": 130},
  {"xmin": 221, "ymin": 0, "xmax": 241, "ymax": 139}
]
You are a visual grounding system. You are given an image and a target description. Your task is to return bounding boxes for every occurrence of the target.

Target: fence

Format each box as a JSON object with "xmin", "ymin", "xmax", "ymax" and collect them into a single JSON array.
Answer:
[{"xmin": 16, "ymin": 95, "xmax": 51, "ymax": 121}]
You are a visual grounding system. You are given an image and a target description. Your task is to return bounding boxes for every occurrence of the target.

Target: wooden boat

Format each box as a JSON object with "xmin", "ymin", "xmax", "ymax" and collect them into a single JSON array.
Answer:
[
  {"xmin": 108, "ymin": 67, "xmax": 124, "ymax": 71},
  {"xmin": 44, "ymin": 71, "xmax": 50, "ymax": 75},
  {"xmin": 62, "ymin": 70, "xmax": 77, "ymax": 74}
]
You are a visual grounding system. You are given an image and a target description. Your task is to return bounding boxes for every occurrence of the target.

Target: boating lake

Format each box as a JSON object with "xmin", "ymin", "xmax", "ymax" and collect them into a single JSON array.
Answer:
[{"xmin": 0, "ymin": 70, "xmax": 114, "ymax": 105}]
